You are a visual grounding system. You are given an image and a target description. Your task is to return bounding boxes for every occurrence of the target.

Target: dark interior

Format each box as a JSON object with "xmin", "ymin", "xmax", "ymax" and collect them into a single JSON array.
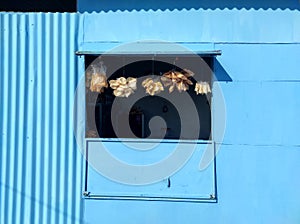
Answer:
[
  {"xmin": 85, "ymin": 55, "xmax": 213, "ymax": 140},
  {"xmin": 0, "ymin": 0, "xmax": 76, "ymax": 12}
]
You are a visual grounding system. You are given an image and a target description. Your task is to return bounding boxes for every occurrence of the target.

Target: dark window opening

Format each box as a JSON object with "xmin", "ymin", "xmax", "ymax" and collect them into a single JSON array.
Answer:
[
  {"xmin": 0, "ymin": 0, "xmax": 77, "ymax": 12},
  {"xmin": 85, "ymin": 55, "xmax": 213, "ymax": 140}
]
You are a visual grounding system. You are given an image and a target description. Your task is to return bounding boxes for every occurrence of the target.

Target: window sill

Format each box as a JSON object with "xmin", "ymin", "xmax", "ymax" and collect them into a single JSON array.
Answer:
[{"xmin": 85, "ymin": 138, "xmax": 213, "ymax": 144}]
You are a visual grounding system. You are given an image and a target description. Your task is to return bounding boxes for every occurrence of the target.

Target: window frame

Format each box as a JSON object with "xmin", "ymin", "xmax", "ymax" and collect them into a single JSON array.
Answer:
[{"xmin": 77, "ymin": 50, "xmax": 221, "ymax": 203}]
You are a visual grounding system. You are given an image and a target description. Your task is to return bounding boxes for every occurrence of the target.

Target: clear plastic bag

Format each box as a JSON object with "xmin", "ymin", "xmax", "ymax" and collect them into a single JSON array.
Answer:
[{"xmin": 89, "ymin": 61, "xmax": 108, "ymax": 93}]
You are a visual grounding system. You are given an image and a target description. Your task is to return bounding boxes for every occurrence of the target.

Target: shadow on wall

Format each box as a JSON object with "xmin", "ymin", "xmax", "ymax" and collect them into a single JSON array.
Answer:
[
  {"xmin": 78, "ymin": 0, "xmax": 300, "ymax": 12},
  {"xmin": 214, "ymin": 60, "xmax": 232, "ymax": 82}
]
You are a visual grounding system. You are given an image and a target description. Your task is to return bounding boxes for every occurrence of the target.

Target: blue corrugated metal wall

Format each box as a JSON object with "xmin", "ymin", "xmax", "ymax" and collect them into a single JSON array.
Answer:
[
  {"xmin": 0, "ymin": 13, "xmax": 84, "ymax": 224},
  {"xmin": 1, "ymin": 3, "xmax": 300, "ymax": 224}
]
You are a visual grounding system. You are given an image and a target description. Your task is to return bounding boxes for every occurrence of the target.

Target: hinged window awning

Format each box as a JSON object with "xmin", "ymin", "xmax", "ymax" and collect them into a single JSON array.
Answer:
[{"xmin": 75, "ymin": 42, "xmax": 221, "ymax": 56}]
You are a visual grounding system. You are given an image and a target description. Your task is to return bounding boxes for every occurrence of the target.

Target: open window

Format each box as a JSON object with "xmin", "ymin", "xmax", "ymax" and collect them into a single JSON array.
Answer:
[
  {"xmin": 85, "ymin": 54, "xmax": 213, "ymax": 140},
  {"xmin": 79, "ymin": 47, "xmax": 221, "ymax": 202}
]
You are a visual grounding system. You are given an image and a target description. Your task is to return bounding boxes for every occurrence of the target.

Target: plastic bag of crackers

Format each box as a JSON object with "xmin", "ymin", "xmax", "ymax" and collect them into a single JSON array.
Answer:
[{"xmin": 87, "ymin": 61, "xmax": 108, "ymax": 93}]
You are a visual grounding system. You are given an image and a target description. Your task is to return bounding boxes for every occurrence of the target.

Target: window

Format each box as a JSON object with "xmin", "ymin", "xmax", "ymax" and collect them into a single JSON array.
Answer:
[
  {"xmin": 82, "ymin": 52, "xmax": 218, "ymax": 202},
  {"xmin": 85, "ymin": 54, "xmax": 213, "ymax": 140}
]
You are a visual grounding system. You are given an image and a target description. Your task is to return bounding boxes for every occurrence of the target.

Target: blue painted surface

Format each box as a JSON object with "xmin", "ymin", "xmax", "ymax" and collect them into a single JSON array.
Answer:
[
  {"xmin": 0, "ymin": 13, "xmax": 84, "ymax": 224},
  {"xmin": 80, "ymin": 9, "xmax": 300, "ymax": 43},
  {"xmin": 86, "ymin": 140, "xmax": 215, "ymax": 201},
  {"xmin": 85, "ymin": 145, "xmax": 300, "ymax": 224},
  {"xmin": 219, "ymin": 81, "xmax": 300, "ymax": 145},
  {"xmin": 78, "ymin": 4, "xmax": 300, "ymax": 224},
  {"xmin": 77, "ymin": 42, "xmax": 217, "ymax": 55},
  {"xmin": 1, "ymin": 2, "xmax": 300, "ymax": 224},
  {"xmin": 215, "ymin": 44, "xmax": 300, "ymax": 81}
]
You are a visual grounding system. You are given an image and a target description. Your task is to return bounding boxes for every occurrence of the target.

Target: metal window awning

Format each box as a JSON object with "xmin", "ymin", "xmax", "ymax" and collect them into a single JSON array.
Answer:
[{"xmin": 76, "ymin": 42, "xmax": 221, "ymax": 56}]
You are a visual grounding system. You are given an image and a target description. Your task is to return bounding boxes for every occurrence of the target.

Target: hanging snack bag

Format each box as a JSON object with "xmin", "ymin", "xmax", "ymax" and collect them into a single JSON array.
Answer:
[{"xmin": 89, "ymin": 61, "xmax": 108, "ymax": 93}]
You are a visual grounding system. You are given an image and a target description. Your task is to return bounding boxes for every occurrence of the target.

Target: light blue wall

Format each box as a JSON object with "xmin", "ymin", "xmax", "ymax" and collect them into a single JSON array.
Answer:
[
  {"xmin": 80, "ymin": 9, "xmax": 300, "ymax": 43},
  {"xmin": 85, "ymin": 145, "xmax": 300, "ymax": 224},
  {"xmin": 1, "ymin": 2, "xmax": 300, "ymax": 223},
  {"xmin": 77, "ymin": 3, "xmax": 300, "ymax": 224}
]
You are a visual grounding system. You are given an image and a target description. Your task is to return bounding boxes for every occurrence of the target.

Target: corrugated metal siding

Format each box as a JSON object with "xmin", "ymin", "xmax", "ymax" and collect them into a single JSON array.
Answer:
[{"xmin": 0, "ymin": 13, "xmax": 84, "ymax": 224}]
